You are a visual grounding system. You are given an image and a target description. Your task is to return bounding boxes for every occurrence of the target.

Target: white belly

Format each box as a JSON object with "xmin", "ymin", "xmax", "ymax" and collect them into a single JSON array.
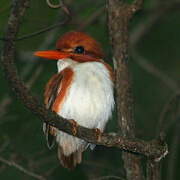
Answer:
[{"xmin": 56, "ymin": 60, "xmax": 114, "ymax": 155}]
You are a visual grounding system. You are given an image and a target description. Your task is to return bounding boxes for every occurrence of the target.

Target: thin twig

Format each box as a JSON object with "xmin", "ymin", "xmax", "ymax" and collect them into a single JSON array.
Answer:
[
  {"xmin": 130, "ymin": 2, "xmax": 180, "ymax": 179},
  {"xmin": 157, "ymin": 93, "xmax": 180, "ymax": 136},
  {"xmin": 46, "ymin": 0, "xmax": 70, "ymax": 15},
  {"xmin": 77, "ymin": 6, "xmax": 105, "ymax": 31},
  {"xmin": 0, "ymin": 156, "xmax": 46, "ymax": 180},
  {"xmin": 131, "ymin": 50, "xmax": 180, "ymax": 92},
  {"xmin": 130, "ymin": 1, "xmax": 180, "ymax": 93},
  {"xmin": 26, "ymin": 65, "xmax": 43, "ymax": 88},
  {"xmin": 130, "ymin": 1, "xmax": 180, "ymax": 46},
  {"xmin": 46, "ymin": 0, "xmax": 61, "ymax": 8},
  {"xmin": 0, "ymin": 0, "xmax": 71, "ymax": 42},
  {"xmin": 12, "ymin": 20, "xmax": 69, "ymax": 41}
]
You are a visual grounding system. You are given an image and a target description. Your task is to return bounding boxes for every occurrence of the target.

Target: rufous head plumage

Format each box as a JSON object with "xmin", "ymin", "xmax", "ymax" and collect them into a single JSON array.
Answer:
[{"xmin": 34, "ymin": 31, "xmax": 104, "ymax": 62}]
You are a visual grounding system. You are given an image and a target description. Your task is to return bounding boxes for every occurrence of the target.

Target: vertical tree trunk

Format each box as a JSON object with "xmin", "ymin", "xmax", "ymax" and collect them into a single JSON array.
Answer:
[{"xmin": 107, "ymin": 0, "xmax": 144, "ymax": 179}]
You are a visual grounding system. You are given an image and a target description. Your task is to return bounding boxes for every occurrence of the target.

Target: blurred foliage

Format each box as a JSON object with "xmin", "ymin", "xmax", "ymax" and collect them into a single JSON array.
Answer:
[{"xmin": 0, "ymin": 0, "xmax": 179, "ymax": 180}]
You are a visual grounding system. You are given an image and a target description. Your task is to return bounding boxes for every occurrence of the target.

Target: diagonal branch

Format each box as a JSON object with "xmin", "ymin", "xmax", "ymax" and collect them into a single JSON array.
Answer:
[
  {"xmin": 0, "ymin": 156, "xmax": 46, "ymax": 180},
  {"xmin": 0, "ymin": 0, "xmax": 167, "ymax": 166}
]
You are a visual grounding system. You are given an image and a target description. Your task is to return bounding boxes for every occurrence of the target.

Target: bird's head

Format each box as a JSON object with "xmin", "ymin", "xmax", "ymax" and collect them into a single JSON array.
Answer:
[{"xmin": 34, "ymin": 31, "xmax": 104, "ymax": 62}]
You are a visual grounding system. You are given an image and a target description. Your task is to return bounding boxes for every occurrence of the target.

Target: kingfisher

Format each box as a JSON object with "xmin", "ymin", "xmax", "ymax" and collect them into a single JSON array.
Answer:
[{"xmin": 34, "ymin": 31, "xmax": 114, "ymax": 169}]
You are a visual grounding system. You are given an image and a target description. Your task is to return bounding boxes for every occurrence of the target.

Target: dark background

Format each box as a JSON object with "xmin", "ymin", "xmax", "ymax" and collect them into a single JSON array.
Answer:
[{"xmin": 0, "ymin": 0, "xmax": 179, "ymax": 179}]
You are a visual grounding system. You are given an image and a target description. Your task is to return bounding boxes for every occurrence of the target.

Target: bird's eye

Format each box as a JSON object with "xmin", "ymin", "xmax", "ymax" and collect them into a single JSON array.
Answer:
[{"xmin": 74, "ymin": 46, "xmax": 85, "ymax": 54}]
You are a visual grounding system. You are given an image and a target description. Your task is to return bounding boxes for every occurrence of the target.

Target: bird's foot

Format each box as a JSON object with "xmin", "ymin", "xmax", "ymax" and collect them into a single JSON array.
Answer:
[
  {"xmin": 69, "ymin": 119, "xmax": 78, "ymax": 136},
  {"xmin": 93, "ymin": 128, "xmax": 102, "ymax": 141}
]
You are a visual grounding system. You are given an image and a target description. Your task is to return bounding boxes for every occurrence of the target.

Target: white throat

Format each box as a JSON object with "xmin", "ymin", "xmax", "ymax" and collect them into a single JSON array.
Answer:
[{"xmin": 57, "ymin": 58, "xmax": 77, "ymax": 72}]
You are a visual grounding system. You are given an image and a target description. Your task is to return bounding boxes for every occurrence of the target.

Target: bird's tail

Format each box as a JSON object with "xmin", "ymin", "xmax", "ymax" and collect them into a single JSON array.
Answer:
[{"xmin": 57, "ymin": 146, "xmax": 82, "ymax": 170}]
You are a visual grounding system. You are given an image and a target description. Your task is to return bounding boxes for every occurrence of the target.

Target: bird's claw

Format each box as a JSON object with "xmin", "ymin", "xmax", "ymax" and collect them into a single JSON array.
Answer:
[{"xmin": 93, "ymin": 128, "xmax": 102, "ymax": 141}]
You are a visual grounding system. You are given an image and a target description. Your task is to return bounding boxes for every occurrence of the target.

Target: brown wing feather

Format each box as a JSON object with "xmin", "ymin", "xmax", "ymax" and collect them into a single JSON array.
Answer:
[
  {"xmin": 44, "ymin": 73, "xmax": 63, "ymax": 149},
  {"xmin": 44, "ymin": 73, "xmax": 63, "ymax": 109},
  {"xmin": 44, "ymin": 68, "xmax": 82, "ymax": 169}
]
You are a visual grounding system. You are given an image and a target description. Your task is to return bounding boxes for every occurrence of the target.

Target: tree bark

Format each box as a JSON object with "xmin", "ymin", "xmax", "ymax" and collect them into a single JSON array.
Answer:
[{"xmin": 108, "ymin": 0, "xmax": 144, "ymax": 179}]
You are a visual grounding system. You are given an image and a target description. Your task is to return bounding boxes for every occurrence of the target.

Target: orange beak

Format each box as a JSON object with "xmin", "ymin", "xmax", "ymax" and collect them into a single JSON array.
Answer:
[
  {"xmin": 34, "ymin": 50, "xmax": 100, "ymax": 62},
  {"xmin": 34, "ymin": 50, "xmax": 71, "ymax": 60}
]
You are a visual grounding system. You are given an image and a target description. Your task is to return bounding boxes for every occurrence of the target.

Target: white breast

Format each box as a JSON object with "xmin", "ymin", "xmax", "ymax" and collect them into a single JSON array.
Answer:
[
  {"xmin": 58, "ymin": 60, "xmax": 114, "ymax": 129},
  {"xmin": 56, "ymin": 59, "xmax": 114, "ymax": 155}
]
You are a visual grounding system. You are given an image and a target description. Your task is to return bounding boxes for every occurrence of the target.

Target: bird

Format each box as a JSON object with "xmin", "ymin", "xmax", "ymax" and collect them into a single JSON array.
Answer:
[{"xmin": 34, "ymin": 31, "xmax": 114, "ymax": 169}]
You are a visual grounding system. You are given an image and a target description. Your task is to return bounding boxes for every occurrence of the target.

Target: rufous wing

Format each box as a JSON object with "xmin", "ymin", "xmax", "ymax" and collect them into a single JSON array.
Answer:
[
  {"xmin": 44, "ymin": 68, "xmax": 83, "ymax": 169},
  {"xmin": 44, "ymin": 73, "xmax": 63, "ymax": 149}
]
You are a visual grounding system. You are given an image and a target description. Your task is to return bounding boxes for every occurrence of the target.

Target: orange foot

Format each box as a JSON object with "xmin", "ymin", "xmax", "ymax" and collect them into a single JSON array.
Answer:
[
  {"xmin": 69, "ymin": 119, "xmax": 78, "ymax": 136},
  {"xmin": 93, "ymin": 128, "xmax": 102, "ymax": 141}
]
